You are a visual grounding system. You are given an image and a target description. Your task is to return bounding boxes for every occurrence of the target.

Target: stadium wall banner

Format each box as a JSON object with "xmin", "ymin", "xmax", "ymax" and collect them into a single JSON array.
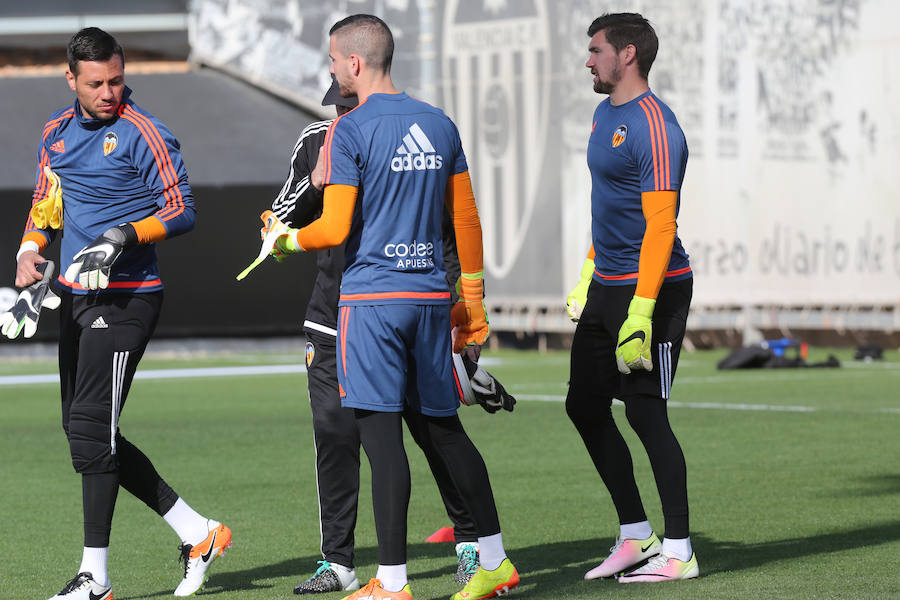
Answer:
[
  {"xmin": 190, "ymin": 0, "xmax": 900, "ymax": 308},
  {"xmin": 0, "ymin": 187, "xmax": 319, "ymax": 341}
]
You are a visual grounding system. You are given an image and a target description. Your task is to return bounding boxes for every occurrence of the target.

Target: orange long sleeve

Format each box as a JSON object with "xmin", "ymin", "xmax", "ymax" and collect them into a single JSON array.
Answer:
[
  {"xmin": 635, "ymin": 190, "xmax": 677, "ymax": 299},
  {"xmin": 296, "ymin": 184, "xmax": 358, "ymax": 251},
  {"xmin": 445, "ymin": 171, "xmax": 483, "ymax": 275},
  {"xmin": 130, "ymin": 216, "xmax": 167, "ymax": 243}
]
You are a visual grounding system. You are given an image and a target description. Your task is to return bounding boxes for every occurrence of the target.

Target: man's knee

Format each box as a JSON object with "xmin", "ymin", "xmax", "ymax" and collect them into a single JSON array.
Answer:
[
  {"xmin": 621, "ymin": 393, "xmax": 668, "ymax": 434},
  {"xmin": 66, "ymin": 404, "xmax": 117, "ymax": 473},
  {"xmin": 565, "ymin": 390, "xmax": 612, "ymax": 428},
  {"xmin": 68, "ymin": 436, "xmax": 117, "ymax": 473}
]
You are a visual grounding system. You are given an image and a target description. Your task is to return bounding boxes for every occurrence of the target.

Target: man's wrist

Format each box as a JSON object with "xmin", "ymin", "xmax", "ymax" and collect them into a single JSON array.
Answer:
[
  {"xmin": 579, "ymin": 257, "xmax": 595, "ymax": 282},
  {"xmin": 112, "ymin": 224, "xmax": 139, "ymax": 247},
  {"xmin": 282, "ymin": 228, "xmax": 304, "ymax": 253},
  {"xmin": 16, "ymin": 241, "xmax": 40, "ymax": 263},
  {"xmin": 458, "ymin": 272, "xmax": 484, "ymax": 302},
  {"xmin": 628, "ymin": 295, "xmax": 656, "ymax": 318}
]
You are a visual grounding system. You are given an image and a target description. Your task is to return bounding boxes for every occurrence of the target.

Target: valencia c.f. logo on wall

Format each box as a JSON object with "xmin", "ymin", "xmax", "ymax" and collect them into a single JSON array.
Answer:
[
  {"xmin": 441, "ymin": 0, "xmax": 550, "ymax": 279},
  {"xmin": 612, "ymin": 125, "xmax": 627, "ymax": 147},
  {"xmin": 103, "ymin": 132, "xmax": 118, "ymax": 156}
]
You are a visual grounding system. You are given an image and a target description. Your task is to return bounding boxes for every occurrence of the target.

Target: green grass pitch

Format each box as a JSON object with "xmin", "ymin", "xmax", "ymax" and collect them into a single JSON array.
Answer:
[{"xmin": 1, "ymin": 347, "xmax": 898, "ymax": 599}]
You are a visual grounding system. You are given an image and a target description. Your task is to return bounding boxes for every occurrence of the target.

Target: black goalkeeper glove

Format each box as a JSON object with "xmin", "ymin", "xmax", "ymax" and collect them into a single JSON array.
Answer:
[
  {"xmin": 0, "ymin": 261, "xmax": 61, "ymax": 339},
  {"xmin": 453, "ymin": 354, "xmax": 517, "ymax": 413},
  {"xmin": 65, "ymin": 225, "xmax": 136, "ymax": 290}
]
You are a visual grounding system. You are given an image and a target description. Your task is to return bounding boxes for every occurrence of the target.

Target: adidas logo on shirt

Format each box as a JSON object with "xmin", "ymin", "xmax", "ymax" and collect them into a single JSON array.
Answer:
[
  {"xmin": 390, "ymin": 123, "xmax": 443, "ymax": 172},
  {"xmin": 91, "ymin": 316, "xmax": 109, "ymax": 329}
]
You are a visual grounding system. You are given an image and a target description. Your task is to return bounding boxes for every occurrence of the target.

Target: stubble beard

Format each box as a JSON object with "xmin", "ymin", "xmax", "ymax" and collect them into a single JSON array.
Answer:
[
  {"xmin": 336, "ymin": 74, "xmax": 355, "ymax": 98},
  {"xmin": 85, "ymin": 106, "xmax": 117, "ymax": 122},
  {"xmin": 593, "ymin": 62, "xmax": 621, "ymax": 95},
  {"xmin": 82, "ymin": 98, "xmax": 120, "ymax": 122}
]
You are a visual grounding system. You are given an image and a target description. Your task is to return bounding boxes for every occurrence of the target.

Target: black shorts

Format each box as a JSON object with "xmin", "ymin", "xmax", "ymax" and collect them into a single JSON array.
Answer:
[{"xmin": 569, "ymin": 278, "xmax": 692, "ymax": 401}]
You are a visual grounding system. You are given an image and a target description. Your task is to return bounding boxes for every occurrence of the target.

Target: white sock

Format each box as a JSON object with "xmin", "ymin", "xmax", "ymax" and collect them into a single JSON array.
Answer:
[
  {"xmin": 455, "ymin": 541, "xmax": 479, "ymax": 554},
  {"xmin": 478, "ymin": 533, "xmax": 507, "ymax": 571},
  {"xmin": 375, "ymin": 564, "xmax": 407, "ymax": 592},
  {"xmin": 79, "ymin": 546, "xmax": 109, "ymax": 586},
  {"xmin": 619, "ymin": 521, "xmax": 653, "ymax": 540},
  {"xmin": 662, "ymin": 536, "xmax": 693, "ymax": 562},
  {"xmin": 163, "ymin": 498, "xmax": 210, "ymax": 545}
]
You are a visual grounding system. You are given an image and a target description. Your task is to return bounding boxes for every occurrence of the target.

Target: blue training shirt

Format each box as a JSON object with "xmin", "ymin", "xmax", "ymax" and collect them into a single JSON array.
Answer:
[
  {"xmin": 23, "ymin": 87, "xmax": 195, "ymax": 294},
  {"xmin": 322, "ymin": 92, "xmax": 468, "ymax": 306},
  {"xmin": 587, "ymin": 90, "xmax": 691, "ymax": 285}
]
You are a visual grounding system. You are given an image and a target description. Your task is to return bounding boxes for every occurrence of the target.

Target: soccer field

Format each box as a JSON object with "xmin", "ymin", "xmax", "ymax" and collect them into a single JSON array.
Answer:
[{"xmin": 1, "ymin": 347, "xmax": 898, "ymax": 600}]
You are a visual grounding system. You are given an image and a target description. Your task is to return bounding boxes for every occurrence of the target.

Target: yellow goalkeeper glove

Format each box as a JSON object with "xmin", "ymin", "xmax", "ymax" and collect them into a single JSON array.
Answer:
[
  {"xmin": 236, "ymin": 210, "xmax": 301, "ymax": 281},
  {"xmin": 30, "ymin": 166, "xmax": 64, "ymax": 229},
  {"xmin": 566, "ymin": 257, "xmax": 595, "ymax": 322},
  {"xmin": 256, "ymin": 210, "xmax": 302, "ymax": 262},
  {"xmin": 615, "ymin": 295, "xmax": 655, "ymax": 374}
]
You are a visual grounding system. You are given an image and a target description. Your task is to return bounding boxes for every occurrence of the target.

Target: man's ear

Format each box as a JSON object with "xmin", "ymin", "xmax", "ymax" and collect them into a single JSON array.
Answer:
[
  {"xmin": 621, "ymin": 44, "xmax": 637, "ymax": 67},
  {"xmin": 349, "ymin": 54, "xmax": 362, "ymax": 77},
  {"xmin": 65, "ymin": 69, "xmax": 77, "ymax": 92}
]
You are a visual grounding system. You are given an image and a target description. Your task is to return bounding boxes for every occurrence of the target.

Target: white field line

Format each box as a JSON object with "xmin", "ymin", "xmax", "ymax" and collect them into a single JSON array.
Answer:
[
  {"xmin": 0, "ymin": 364, "xmax": 306, "ymax": 386},
  {"xmin": 0, "ymin": 359, "xmax": 503, "ymax": 387},
  {"xmin": 514, "ymin": 395, "xmax": 818, "ymax": 412},
  {"xmin": 1, "ymin": 358, "xmax": 897, "ymax": 417}
]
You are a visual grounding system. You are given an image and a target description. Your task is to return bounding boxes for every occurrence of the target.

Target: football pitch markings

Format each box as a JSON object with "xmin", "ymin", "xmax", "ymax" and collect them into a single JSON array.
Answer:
[
  {"xmin": 2, "ymin": 361, "xmax": 897, "ymax": 416},
  {"xmin": 516, "ymin": 394, "xmax": 818, "ymax": 412},
  {"xmin": 0, "ymin": 364, "xmax": 307, "ymax": 386},
  {"xmin": 0, "ymin": 357, "xmax": 506, "ymax": 386}
]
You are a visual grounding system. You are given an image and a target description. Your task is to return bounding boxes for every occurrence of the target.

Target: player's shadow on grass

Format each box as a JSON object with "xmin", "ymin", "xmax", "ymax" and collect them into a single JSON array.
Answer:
[
  {"xmin": 419, "ymin": 538, "xmax": 607, "ymax": 598},
  {"xmin": 695, "ymin": 519, "xmax": 900, "ymax": 576},
  {"xmin": 119, "ymin": 519, "xmax": 900, "ymax": 598},
  {"xmin": 118, "ymin": 542, "xmax": 469, "ymax": 599},
  {"xmin": 117, "ymin": 553, "xmax": 319, "ymax": 599},
  {"xmin": 830, "ymin": 473, "xmax": 900, "ymax": 497}
]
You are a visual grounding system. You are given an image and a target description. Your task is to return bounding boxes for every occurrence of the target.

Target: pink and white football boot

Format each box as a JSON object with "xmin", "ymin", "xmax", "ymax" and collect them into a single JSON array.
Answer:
[
  {"xmin": 584, "ymin": 533, "xmax": 661, "ymax": 579},
  {"xmin": 618, "ymin": 552, "xmax": 699, "ymax": 583}
]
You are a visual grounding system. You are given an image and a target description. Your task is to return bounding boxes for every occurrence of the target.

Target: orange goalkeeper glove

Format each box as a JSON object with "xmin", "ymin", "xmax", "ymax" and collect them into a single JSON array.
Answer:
[{"xmin": 451, "ymin": 272, "xmax": 489, "ymax": 353}]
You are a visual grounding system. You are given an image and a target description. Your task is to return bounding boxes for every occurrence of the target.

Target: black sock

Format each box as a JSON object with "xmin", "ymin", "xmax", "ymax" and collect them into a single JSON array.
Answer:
[{"xmin": 82, "ymin": 472, "xmax": 119, "ymax": 547}]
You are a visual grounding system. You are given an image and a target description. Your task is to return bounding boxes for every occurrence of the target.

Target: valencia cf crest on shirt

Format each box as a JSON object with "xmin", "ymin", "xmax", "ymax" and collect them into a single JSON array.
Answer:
[
  {"xmin": 103, "ymin": 132, "xmax": 118, "ymax": 156},
  {"xmin": 612, "ymin": 125, "xmax": 627, "ymax": 148},
  {"xmin": 305, "ymin": 341, "xmax": 315, "ymax": 367}
]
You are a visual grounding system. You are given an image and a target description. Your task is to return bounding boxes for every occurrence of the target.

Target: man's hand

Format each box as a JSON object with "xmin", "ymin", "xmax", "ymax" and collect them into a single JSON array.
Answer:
[
  {"xmin": 310, "ymin": 145, "xmax": 326, "ymax": 191},
  {"xmin": 64, "ymin": 226, "xmax": 130, "ymax": 290},
  {"xmin": 1, "ymin": 260, "xmax": 61, "ymax": 339},
  {"xmin": 451, "ymin": 273, "xmax": 489, "ymax": 353},
  {"xmin": 237, "ymin": 211, "xmax": 301, "ymax": 280},
  {"xmin": 257, "ymin": 210, "xmax": 291, "ymax": 263},
  {"xmin": 566, "ymin": 257, "xmax": 595, "ymax": 322},
  {"xmin": 15, "ymin": 250, "xmax": 45, "ymax": 288},
  {"xmin": 616, "ymin": 295, "xmax": 656, "ymax": 374}
]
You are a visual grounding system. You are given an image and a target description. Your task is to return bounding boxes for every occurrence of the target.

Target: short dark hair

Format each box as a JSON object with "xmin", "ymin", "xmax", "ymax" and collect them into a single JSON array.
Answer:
[
  {"xmin": 587, "ymin": 13, "xmax": 658, "ymax": 80},
  {"xmin": 329, "ymin": 14, "xmax": 394, "ymax": 74},
  {"xmin": 67, "ymin": 27, "xmax": 124, "ymax": 75}
]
